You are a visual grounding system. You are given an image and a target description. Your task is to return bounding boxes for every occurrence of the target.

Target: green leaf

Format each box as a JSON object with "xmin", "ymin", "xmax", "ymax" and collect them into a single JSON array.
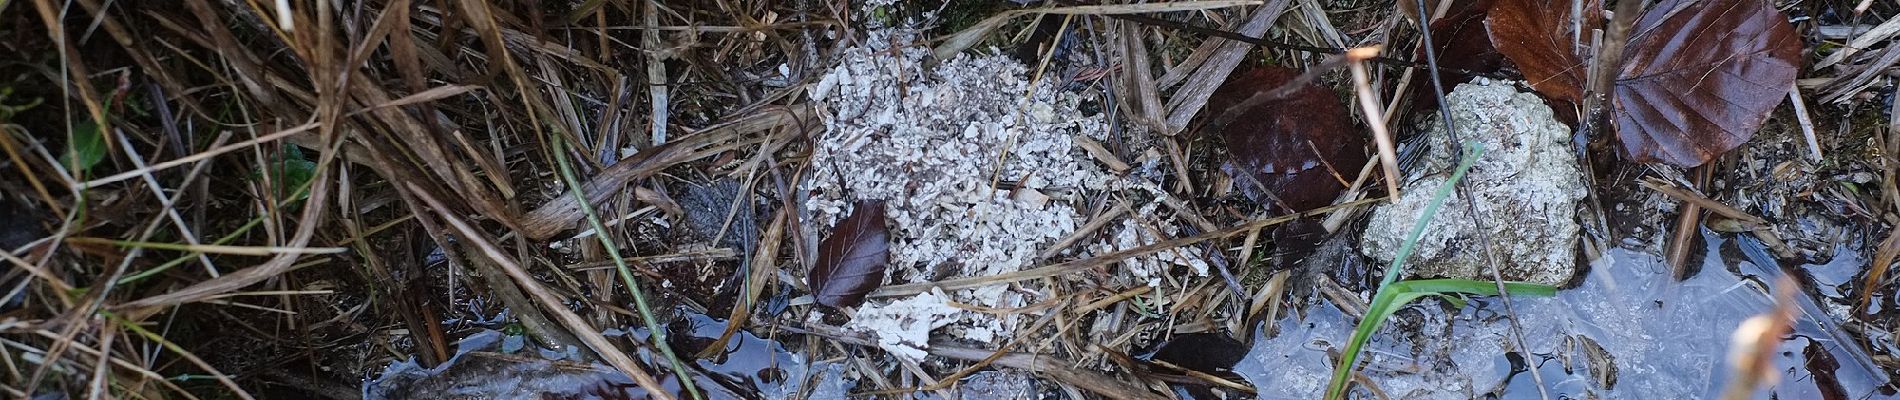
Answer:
[
  {"xmin": 60, "ymin": 117, "xmax": 107, "ymax": 173},
  {"xmin": 260, "ymin": 145, "xmax": 317, "ymax": 203}
]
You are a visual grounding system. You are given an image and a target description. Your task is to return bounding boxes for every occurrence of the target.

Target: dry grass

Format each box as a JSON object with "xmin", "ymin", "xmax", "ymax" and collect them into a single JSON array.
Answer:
[
  {"xmin": 1, "ymin": 0, "xmax": 832, "ymax": 396},
  {"xmin": 1, "ymin": 0, "xmax": 1888, "ymax": 398}
]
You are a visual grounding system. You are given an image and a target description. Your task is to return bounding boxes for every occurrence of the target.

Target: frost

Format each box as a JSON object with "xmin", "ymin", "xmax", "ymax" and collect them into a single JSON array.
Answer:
[
  {"xmin": 849, "ymin": 288, "xmax": 962, "ymax": 361},
  {"xmin": 1360, "ymin": 80, "xmax": 1586, "ymax": 286}
]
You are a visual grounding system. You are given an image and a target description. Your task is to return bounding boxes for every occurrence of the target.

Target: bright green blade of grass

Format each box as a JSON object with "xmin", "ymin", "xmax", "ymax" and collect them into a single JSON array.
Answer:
[
  {"xmin": 1325, "ymin": 278, "xmax": 1558, "ymax": 399},
  {"xmin": 1324, "ymin": 142, "xmax": 1561, "ymax": 399},
  {"xmin": 1377, "ymin": 142, "xmax": 1481, "ymax": 289}
]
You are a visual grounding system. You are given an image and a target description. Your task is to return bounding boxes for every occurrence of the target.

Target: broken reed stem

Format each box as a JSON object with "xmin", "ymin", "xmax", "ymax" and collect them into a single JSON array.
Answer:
[
  {"xmin": 1861, "ymin": 227, "xmax": 1900, "ymax": 316},
  {"xmin": 1788, "ymin": 86, "xmax": 1822, "ymax": 161},
  {"xmin": 696, "ymin": 208, "xmax": 786, "ymax": 359},
  {"xmin": 406, "ymin": 184, "xmax": 677, "ymax": 400},
  {"xmin": 1345, "ymin": 47, "xmax": 1402, "ymax": 200},
  {"xmin": 551, "ymin": 135, "xmax": 702, "ymax": 400},
  {"xmin": 1379, "ymin": 0, "xmax": 1455, "ymax": 125},
  {"xmin": 1640, "ymin": 176, "xmax": 1798, "ymax": 260}
]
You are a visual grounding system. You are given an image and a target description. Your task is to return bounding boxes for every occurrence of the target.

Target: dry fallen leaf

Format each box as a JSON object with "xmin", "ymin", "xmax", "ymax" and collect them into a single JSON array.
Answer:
[
  {"xmin": 1486, "ymin": 0, "xmax": 1602, "ymax": 107},
  {"xmin": 809, "ymin": 200, "xmax": 890, "ymax": 308},
  {"xmin": 1204, "ymin": 67, "xmax": 1367, "ymax": 214},
  {"xmin": 1408, "ymin": 0, "xmax": 1504, "ymax": 113},
  {"xmin": 1486, "ymin": 0, "xmax": 1802, "ymax": 167},
  {"xmin": 1611, "ymin": 0, "xmax": 1803, "ymax": 166}
]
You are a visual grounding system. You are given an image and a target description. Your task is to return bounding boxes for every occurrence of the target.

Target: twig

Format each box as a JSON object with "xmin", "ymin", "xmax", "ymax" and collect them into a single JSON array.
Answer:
[
  {"xmin": 1108, "ymin": 12, "xmax": 1509, "ymax": 80},
  {"xmin": 1345, "ymin": 47, "xmax": 1402, "ymax": 200},
  {"xmin": 643, "ymin": 0, "xmax": 669, "ymax": 145},
  {"xmin": 1788, "ymin": 86, "xmax": 1822, "ymax": 162},
  {"xmin": 1409, "ymin": 0, "xmax": 1547, "ymax": 395},
  {"xmin": 406, "ymin": 184, "xmax": 678, "ymax": 400},
  {"xmin": 552, "ymin": 135, "xmax": 702, "ymax": 400}
]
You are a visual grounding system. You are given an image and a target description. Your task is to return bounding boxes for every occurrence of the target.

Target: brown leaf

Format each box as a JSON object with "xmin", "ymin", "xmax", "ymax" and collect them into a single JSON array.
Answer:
[
  {"xmin": 1408, "ymin": 0, "xmax": 1504, "ymax": 113},
  {"xmin": 809, "ymin": 200, "xmax": 890, "ymax": 308},
  {"xmin": 1611, "ymin": 0, "xmax": 1802, "ymax": 167},
  {"xmin": 1485, "ymin": 0, "xmax": 1602, "ymax": 106},
  {"xmin": 1204, "ymin": 67, "xmax": 1367, "ymax": 214}
]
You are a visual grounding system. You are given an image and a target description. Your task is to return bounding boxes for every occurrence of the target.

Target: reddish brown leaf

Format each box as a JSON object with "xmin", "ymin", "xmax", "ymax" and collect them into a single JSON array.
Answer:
[
  {"xmin": 1204, "ymin": 67, "xmax": 1367, "ymax": 214},
  {"xmin": 809, "ymin": 200, "xmax": 890, "ymax": 308},
  {"xmin": 1408, "ymin": 0, "xmax": 1504, "ymax": 113},
  {"xmin": 1486, "ymin": 0, "xmax": 1602, "ymax": 106},
  {"xmin": 1611, "ymin": 0, "xmax": 1802, "ymax": 167}
]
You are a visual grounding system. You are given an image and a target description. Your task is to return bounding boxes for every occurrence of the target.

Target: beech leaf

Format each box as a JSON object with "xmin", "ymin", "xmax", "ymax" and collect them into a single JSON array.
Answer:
[
  {"xmin": 1486, "ymin": 0, "xmax": 1801, "ymax": 167},
  {"xmin": 1408, "ymin": 0, "xmax": 1504, "ymax": 113},
  {"xmin": 1485, "ymin": 0, "xmax": 1602, "ymax": 106},
  {"xmin": 1204, "ymin": 67, "xmax": 1367, "ymax": 214},
  {"xmin": 809, "ymin": 200, "xmax": 890, "ymax": 308},
  {"xmin": 1611, "ymin": 0, "xmax": 1802, "ymax": 167}
]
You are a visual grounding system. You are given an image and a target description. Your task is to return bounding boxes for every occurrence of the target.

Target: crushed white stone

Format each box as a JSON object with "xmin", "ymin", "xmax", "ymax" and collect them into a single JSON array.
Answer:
[
  {"xmin": 804, "ymin": 31, "xmax": 1201, "ymax": 359},
  {"xmin": 849, "ymin": 288, "xmax": 962, "ymax": 360},
  {"xmin": 1359, "ymin": 80, "xmax": 1586, "ymax": 286},
  {"xmin": 1086, "ymin": 182, "xmax": 1209, "ymax": 288}
]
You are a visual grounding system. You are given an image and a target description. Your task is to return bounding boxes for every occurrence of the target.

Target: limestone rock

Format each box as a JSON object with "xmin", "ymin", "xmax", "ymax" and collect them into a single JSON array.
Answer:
[{"xmin": 1360, "ymin": 80, "xmax": 1586, "ymax": 286}]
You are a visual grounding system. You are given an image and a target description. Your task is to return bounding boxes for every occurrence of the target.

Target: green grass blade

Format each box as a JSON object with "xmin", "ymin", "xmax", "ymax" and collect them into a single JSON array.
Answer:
[
  {"xmin": 1325, "ymin": 278, "xmax": 1558, "ymax": 399},
  {"xmin": 552, "ymin": 136, "xmax": 703, "ymax": 400},
  {"xmin": 1392, "ymin": 279, "xmax": 1559, "ymax": 297},
  {"xmin": 1378, "ymin": 141, "xmax": 1485, "ymax": 289},
  {"xmin": 1330, "ymin": 141, "xmax": 1523, "ymax": 399}
]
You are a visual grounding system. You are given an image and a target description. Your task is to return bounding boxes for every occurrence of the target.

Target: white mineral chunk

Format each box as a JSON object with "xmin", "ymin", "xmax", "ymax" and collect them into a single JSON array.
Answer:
[
  {"xmin": 804, "ymin": 34, "xmax": 1111, "ymax": 342},
  {"xmin": 1360, "ymin": 80, "xmax": 1587, "ymax": 286},
  {"xmin": 850, "ymin": 288, "xmax": 962, "ymax": 361}
]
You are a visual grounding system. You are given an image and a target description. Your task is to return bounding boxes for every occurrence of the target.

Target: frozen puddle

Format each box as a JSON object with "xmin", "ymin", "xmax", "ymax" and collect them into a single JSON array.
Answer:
[{"xmin": 1238, "ymin": 233, "xmax": 1890, "ymax": 399}]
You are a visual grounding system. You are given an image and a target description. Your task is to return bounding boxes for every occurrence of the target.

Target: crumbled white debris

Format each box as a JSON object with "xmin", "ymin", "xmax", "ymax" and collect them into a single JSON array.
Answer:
[
  {"xmin": 805, "ymin": 42, "xmax": 1110, "ymax": 282},
  {"xmin": 805, "ymin": 31, "xmax": 1122, "ymax": 351},
  {"xmin": 849, "ymin": 288, "xmax": 962, "ymax": 361},
  {"xmin": 1086, "ymin": 182, "xmax": 1210, "ymax": 288},
  {"xmin": 807, "ymin": 30, "xmax": 1207, "ymax": 356}
]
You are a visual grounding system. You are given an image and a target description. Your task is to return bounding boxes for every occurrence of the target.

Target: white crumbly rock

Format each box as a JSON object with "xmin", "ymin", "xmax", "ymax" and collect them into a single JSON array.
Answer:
[
  {"xmin": 808, "ymin": 31, "xmax": 1200, "ymax": 358},
  {"xmin": 849, "ymin": 288, "xmax": 962, "ymax": 360},
  {"xmin": 1086, "ymin": 182, "xmax": 1210, "ymax": 288},
  {"xmin": 1359, "ymin": 80, "xmax": 1586, "ymax": 286}
]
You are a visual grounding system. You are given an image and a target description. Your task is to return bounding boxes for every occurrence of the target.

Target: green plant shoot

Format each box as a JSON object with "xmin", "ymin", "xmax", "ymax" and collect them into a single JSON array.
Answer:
[{"xmin": 1324, "ymin": 142, "xmax": 1561, "ymax": 399}]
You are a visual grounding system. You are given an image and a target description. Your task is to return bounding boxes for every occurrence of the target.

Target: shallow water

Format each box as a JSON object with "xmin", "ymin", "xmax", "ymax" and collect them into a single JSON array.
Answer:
[
  {"xmin": 1238, "ymin": 231, "xmax": 1893, "ymax": 399},
  {"xmin": 363, "ymin": 310, "xmax": 840, "ymax": 399}
]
